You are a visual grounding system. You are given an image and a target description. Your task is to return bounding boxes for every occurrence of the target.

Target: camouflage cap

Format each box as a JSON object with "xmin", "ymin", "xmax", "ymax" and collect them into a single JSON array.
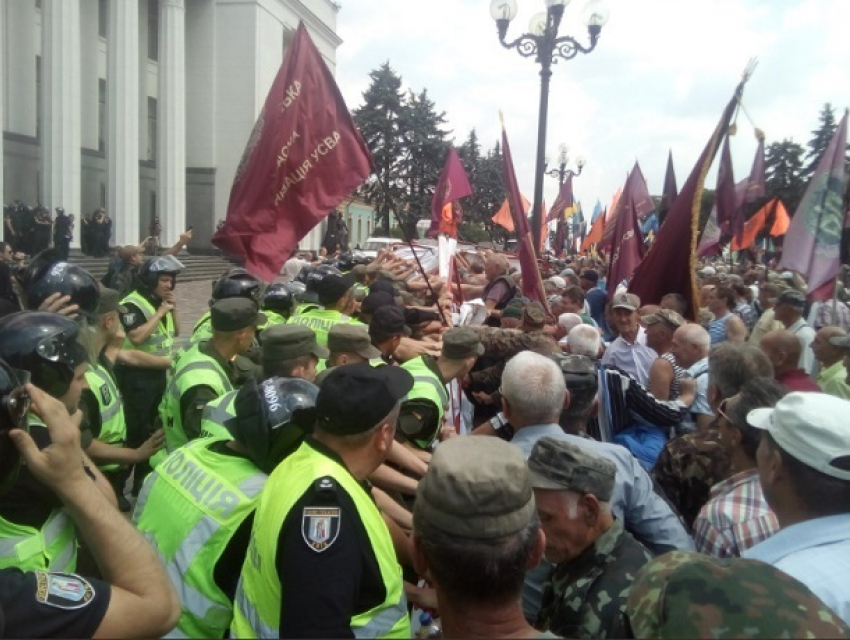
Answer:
[
  {"xmin": 527, "ymin": 437, "xmax": 616, "ymax": 501},
  {"xmin": 441, "ymin": 327, "xmax": 484, "ymax": 360},
  {"xmin": 641, "ymin": 308, "xmax": 686, "ymax": 331},
  {"xmin": 502, "ymin": 305, "xmax": 523, "ymax": 319},
  {"xmin": 626, "ymin": 551, "xmax": 850, "ymax": 639},
  {"xmin": 327, "ymin": 323, "xmax": 381, "ymax": 360},
  {"xmin": 523, "ymin": 301, "xmax": 546, "ymax": 329}
]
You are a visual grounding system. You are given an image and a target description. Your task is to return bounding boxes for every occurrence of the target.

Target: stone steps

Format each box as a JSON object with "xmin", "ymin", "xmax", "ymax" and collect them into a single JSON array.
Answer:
[{"xmin": 69, "ymin": 252, "xmax": 239, "ymax": 283}]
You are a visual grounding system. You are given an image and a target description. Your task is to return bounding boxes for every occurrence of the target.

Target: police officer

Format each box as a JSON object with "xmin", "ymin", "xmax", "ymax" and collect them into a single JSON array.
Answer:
[
  {"xmin": 260, "ymin": 282, "xmax": 295, "ymax": 326},
  {"xmin": 0, "ymin": 380, "xmax": 180, "ymax": 638},
  {"xmin": 79, "ymin": 287, "xmax": 165, "ymax": 512},
  {"xmin": 190, "ymin": 268, "xmax": 262, "ymax": 346},
  {"xmin": 117, "ymin": 254, "xmax": 184, "ymax": 493},
  {"xmin": 232, "ymin": 363, "xmax": 414, "ymax": 638},
  {"xmin": 369, "ymin": 305, "xmax": 410, "ymax": 362},
  {"xmin": 160, "ymin": 298, "xmax": 264, "ymax": 454},
  {"xmin": 198, "ymin": 324, "xmax": 328, "ymax": 441},
  {"xmin": 289, "ymin": 271, "xmax": 365, "ymax": 345},
  {"xmin": 20, "ymin": 253, "xmax": 101, "ymax": 322},
  {"xmin": 134, "ymin": 376, "xmax": 318, "ymax": 638},
  {"xmin": 398, "ymin": 327, "xmax": 483, "ymax": 450},
  {"xmin": 0, "ymin": 311, "xmax": 116, "ymax": 573},
  {"xmin": 314, "ymin": 324, "xmax": 384, "ymax": 385}
]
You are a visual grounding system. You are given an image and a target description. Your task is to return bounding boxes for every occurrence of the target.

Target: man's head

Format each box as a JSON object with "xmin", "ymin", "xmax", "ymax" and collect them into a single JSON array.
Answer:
[
  {"xmin": 528, "ymin": 437, "xmax": 616, "ymax": 563},
  {"xmin": 716, "ymin": 377, "xmax": 786, "ymax": 468},
  {"xmin": 707, "ymin": 286, "xmax": 735, "ymax": 317},
  {"xmin": 0, "ymin": 242, "xmax": 13, "ymax": 262},
  {"xmin": 699, "ymin": 284, "xmax": 716, "ymax": 308},
  {"xmin": 501, "ymin": 305, "xmax": 523, "ymax": 329},
  {"xmin": 260, "ymin": 324, "xmax": 329, "ymax": 382},
  {"xmin": 749, "ymin": 392, "xmax": 850, "ymax": 523},
  {"xmin": 566, "ymin": 324, "xmax": 601, "ymax": 359},
  {"xmin": 501, "ymin": 351, "xmax": 567, "ymax": 427},
  {"xmin": 579, "ymin": 270, "xmax": 598, "ymax": 292},
  {"xmin": 759, "ymin": 329, "xmax": 802, "ymax": 376},
  {"xmin": 811, "ymin": 326, "xmax": 846, "ymax": 368},
  {"xmin": 757, "ymin": 282, "xmax": 782, "ymax": 310},
  {"xmin": 368, "ymin": 306, "xmax": 409, "ymax": 358},
  {"xmin": 522, "ymin": 301, "xmax": 546, "ymax": 332},
  {"xmin": 707, "ymin": 343, "xmax": 774, "ymax": 409},
  {"xmin": 95, "ymin": 286, "xmax": 127, "ymax": 341},
  {"xmin": 484, "ymin": 254, "xmax": 509, "ymax": 282},
  {"xmin": 829, "ymin": 332, "xmax": 850, "ymax": 384},
  {"xmin": 660, "ymin": 292, "xmax": 688, "ymax": 316},
  {"xmin": 642, "ymin": 310, "xmax": 686, "ymax": 354},
  {"xmin": 211, "ymin": 298, "xmax": 266, "ymax": 355},
  {"xmin": 610, "ymin": 292, "xmax": 641, "ymax": 339},
  {"xmin": 561, "ymin": 286, "xmax": 585, "ymax": 314},
  {"xmin": 327, "ymin": 323, "xmax": 381, "ymax": 367},
  {"xmin": 670, "ymin": 323, "xmax": 710, "ymax": 369},
  {"xmin": 773, "ymin": 289, "xmax": 806, "ymax": 327},
  {"xmin": 439, "ymin": 327, "xmax": 484, "ymax": 381},
  {"xmin": 557, "ymin": 355, "xmax": 598, "ymax": 434},
  {"xmin": 412, "ymin": 437, "xmax": 543, "ymax": 607}
]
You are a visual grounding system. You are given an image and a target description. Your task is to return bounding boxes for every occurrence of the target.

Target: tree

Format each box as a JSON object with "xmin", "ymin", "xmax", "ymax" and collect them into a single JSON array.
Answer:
[
  {"xmin": 353, "ymin": 63, "xmax": 406, "ymax": 235},
  {"xmin": 804, "ymin": 103, "xmax": 838, "ymax": 179},
  {"xmin": 766, "ymin": 139, "xmax": 806, "ymax": 213}
]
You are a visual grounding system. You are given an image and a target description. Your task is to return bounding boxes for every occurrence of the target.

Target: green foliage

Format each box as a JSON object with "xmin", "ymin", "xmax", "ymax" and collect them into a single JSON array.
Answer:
[
  {"xmin": 804, "ymin": 103, "xmax": 838, "ymax": 179},
  {"xmin": 766, "ymin": 139, "xmax": 806, "ymax": 213},
  {"xmin": 459, "ymin": 136, "xmax": 507, "ymax": 243}
]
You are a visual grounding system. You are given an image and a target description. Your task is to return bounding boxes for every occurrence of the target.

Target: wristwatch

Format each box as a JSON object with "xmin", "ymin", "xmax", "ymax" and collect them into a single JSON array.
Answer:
[{"xmin": 491, "ymin": 411, "xmax": 514, "ymax": 441}]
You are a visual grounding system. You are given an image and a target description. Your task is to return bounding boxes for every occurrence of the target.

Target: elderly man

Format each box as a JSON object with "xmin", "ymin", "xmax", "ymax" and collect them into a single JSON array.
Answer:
[
  {"xmin": 744, "ymin": 393, "xmax": 850, "ymax": 624},
  {"xmin": 458, "ymin": 253, "xmax": 516, "ymax": 320},
  {"xmin": 670, "ymin": 324, "xmax": 713, "ymax": 430},
  {"xmin": 706, "ymin": 286, "xmax": 748, "ymax": 345},
  {"xmin": 643, "ymin": 309, "xmax": 687, "ymax": 401},
  {"xmin": 601, "ymin": 292, "xmax": 657, "ymax": 387},
  {"xmin": 760, "ymin": 329, "xmax": 821, "ymax": 392},
  {"xmin": 493, "ymin": 351, "xmax": 693, "ymax": 622},
  {"xmin": 412, "ymin": 437, "xmax": 545, "ymax": 639},
  {"xmin": 812, "ymin": 327, "xmax": 850, "ymax": 399},
  {"xmin": 773, "ymin": 289, "xmax": 817, "ymax": 375},
  {"xmin": 529, "ymin": 437, "xmax": 652, "ymax": 638},
  {"xmin": 748, "ymin": 282, "xmax": 785, "ymax": 345}
]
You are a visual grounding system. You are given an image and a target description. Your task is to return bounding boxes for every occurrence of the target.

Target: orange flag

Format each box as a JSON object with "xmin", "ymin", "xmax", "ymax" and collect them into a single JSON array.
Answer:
[
  {"xmin": 770, "ymin": 200, "xmax": 790, "ymax": 236},
  {"xmin": 581, "ymin": 213, "xmax": 605, "ymax": 253},
  {"xmin": 491, "ymin": 195, "xmax": 531, "ymax": 233},
  {"xmin": 730, "ymin": 205, "xmax": 769, "ymax": 251}
]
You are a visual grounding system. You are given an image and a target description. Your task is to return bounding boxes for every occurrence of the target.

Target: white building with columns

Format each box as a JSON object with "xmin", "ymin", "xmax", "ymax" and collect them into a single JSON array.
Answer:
[{"xmin": 1, "ymin": 0, "xmax": 342, "ymax": 252}]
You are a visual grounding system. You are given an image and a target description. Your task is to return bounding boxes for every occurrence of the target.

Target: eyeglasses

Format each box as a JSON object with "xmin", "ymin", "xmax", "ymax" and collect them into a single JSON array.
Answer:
[{"xmin": 717, "ymin": 398, "xmax": 731, "ymax": 423}]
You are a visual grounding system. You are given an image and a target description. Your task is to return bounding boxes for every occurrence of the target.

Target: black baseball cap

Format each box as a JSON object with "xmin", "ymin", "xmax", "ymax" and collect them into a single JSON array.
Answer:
[
  {"xmin": 316, "ymin": 273, "xmax": 356, "ymax": 306},
  {"xmin": 361, "ymin": 291, "xmax": 395, "ymax": 316},
  {"xmin": 369, "ymin": 306, "xmax": 411, "ymax": 341},
  {"xmin": 316, "ymin": 363, "xmax": 413, "ymax": 435}
]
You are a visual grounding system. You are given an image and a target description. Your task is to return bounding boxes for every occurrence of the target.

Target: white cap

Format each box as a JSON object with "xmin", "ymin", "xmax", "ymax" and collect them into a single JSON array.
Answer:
[
  {"xmin": 748, "ymin": 392, "xmax": 850, "ymax": 481},
  {"xmin": 699, "ymin": 266, "xmax": 716, "ymax": 276},
  {"xmin": 547, "ymin": 276, "xmax": 567, "ymax": 289},
  {"xmin": 560, "ymin": 268, "xmax": 576, "ymax": 277}
]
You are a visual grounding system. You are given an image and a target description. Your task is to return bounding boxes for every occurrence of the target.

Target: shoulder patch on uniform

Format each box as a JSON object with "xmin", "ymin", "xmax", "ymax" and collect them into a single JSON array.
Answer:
[
  {"xmin": 35, "ymin": 572, "xmax": 95, "ymax": 610},
  {"xmin": 123, "ymin": 312, "xmax": 136, "ymax": 325},
  {"xmin": 314, "ymin": 476, "xmax": 337, "ymax": 493},
  {"xmin": 99, "ymin": 383, "xmax": 112, "ymax": 405},
  {"xmin": 302, "ymin": 506, "xmax": 341, "ymax": 553}
]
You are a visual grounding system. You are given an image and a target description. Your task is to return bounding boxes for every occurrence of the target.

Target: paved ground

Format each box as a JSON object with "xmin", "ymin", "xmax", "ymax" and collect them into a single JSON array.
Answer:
[{"xmin": 174, "ymin": 276, "xmax": 214, "ymax": 340}]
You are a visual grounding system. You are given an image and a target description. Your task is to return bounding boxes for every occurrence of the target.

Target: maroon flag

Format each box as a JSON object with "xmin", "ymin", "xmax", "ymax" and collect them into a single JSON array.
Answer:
[
  {"xmin": 601, "ymin": 163, "xmax": 653, "ymax": 253},
  {"xmin": 606, "ymin": 170, "xmax": 646, "ymax": 296},
  {"xmin": 546, "ymin": 175, "xmax": 574, "ymax": 223},
  {"xmin": 629, "ymin": 80, "xmax": 746, "ymax": 319},
  {"xmin": 500, "ymin": 118, "xmax": 548, "ymax": 310},
  {"xmin": 715, "ymin": 133, "xmax": 737, "ymax": 236},
  {"xmin": 658, "ymin": 150, "xmax": 678, "ymax": 224},
  {"xmin": 744, "ymin": 134, "xmax": 766, "ymax": 203},
  {"xmin": 212, "ymin": 23, "xmax": 372, "ymax": 281},
  {"xmin": 780, "ymin": 110, "xmax": 848, "ymax": 301},
  {"xmin": 427, "ymin": 147, "xmax": 473, "ymax": 238}
]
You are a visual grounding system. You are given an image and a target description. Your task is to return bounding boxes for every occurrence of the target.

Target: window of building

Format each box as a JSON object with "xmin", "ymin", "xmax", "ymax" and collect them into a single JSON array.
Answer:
[
  {"xmin": 99, "ymin": 0, "xmax": 109, "ymax": 39},
  {"xmin": 147, "ymin": 97, "xmax": 157, "ymax": 161},
  {"xmin": 98, "ymin": 79, "xmax": 107, "ymax": 152},
  {"xmin": 148, "ymin": 0, "xmax": 159, "ymax": 62},
  {"xmin": 100, "ymin": 183, "xmax": 106, "ymax": 208}
]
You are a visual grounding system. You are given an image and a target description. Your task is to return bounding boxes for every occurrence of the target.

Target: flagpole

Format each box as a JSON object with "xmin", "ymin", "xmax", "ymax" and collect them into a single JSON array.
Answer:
[{"xmin": 369, "ymin": 170, "xmax": 449, "ymax": 326}]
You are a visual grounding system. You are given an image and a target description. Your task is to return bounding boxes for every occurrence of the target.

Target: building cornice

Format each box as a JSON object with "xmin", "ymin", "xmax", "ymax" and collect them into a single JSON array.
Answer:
[{"xmin": 216, "ymin": 0, "xmax": 342, "ymax": 48}]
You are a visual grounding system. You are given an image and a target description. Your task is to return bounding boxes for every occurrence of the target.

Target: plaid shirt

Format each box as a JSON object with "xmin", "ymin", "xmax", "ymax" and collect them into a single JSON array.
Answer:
[{"xmin": 693, "ymin": 468, "xmax": 779, "ymax": 558}]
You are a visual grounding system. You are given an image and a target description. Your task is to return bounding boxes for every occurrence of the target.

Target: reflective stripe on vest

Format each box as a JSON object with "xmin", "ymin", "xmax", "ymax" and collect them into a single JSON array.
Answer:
[
  {"xmin": 84, "ymin": 364, "xmax": 127, "ymax": 472},
  {"xmin": 0, "ymin": 507, "xmax": 76, "ymax": 573},
  {"xmin": 288, "ymin": 309, "xmax": 363, "ymax": 346},
  {"xmin": 401, "ymin": 356, "xmax": 449, "ymax": 449},
  {"xmin": 121, "ymin": 290, "xmax": 175, "ymax": 356},
  {"xmin": 230, "ymin": 441, "xmax": 410, "ymax": 638},
  {"xmin": 200, "ymin": 390, "xmax": 237, "ymax": 441},
  {"xmin": 133, "ymin": 439, "xmax": 267, "ymax": 638},
  {"xmin": 160, "ymin": 344, "xmax": 234, "ymax": 453}
]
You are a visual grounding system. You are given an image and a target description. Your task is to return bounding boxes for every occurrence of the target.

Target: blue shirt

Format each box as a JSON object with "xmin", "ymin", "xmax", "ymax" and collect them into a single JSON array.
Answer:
[
  {"xmin": 600, "ymin": 327, "xmax": 657, "ymax": 388},
  {"xmin": 744, "ymin": 513, "xmax": 850, "ymax": 625},
  {"xmin": 585, "ymin": 288, "xmax": 609, "ymax": 336},
  {"xmin": 510, "ymin": 423, "xmax": 694, "ymax": 622}
]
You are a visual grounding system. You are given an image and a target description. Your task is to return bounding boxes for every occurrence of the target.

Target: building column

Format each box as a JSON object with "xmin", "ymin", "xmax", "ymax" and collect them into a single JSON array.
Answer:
[
  {"xmin": 41, "ymin": 0, "xmax": 82, "ymax": 246},
  {"xmin": 0, "ymin": 1, "xmax": 5, "ymax": 215},
  {"xmin": 108, "ymin": 0, "xmax": 139, "ymax": 246},
  {"xmin": 5, "ymin": 0, "xmax": 37, "ymax": 139},
  {"xmin": 157, "ymin": 0, "xmax": 186, "ymax": 246}
]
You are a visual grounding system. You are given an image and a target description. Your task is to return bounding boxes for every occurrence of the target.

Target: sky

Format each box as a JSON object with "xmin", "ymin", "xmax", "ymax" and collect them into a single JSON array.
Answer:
[{"xmin": 334, "ymin": 0, "xmax": 850, "ymax": 218}]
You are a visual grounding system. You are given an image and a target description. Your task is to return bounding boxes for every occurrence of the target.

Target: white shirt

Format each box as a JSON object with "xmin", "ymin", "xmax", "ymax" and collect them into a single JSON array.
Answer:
[
  {"xmin": 282, "ymin": 257, "xmax": 310, "ymax": 281},
  {"xmin": 601, "ymin": 326, "xmax": 657, "ymax": 387},
  {"xmin": 787, "ymin": 318, "xmax": 817, "ymax": 376}
]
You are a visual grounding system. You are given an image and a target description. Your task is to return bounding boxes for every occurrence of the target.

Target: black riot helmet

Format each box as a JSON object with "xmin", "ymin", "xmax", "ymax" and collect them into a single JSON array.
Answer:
[
  {"xmin": 210, "ymin": 269, "xmax": 261, "ymax": 306},
  {"xmin": 0, "ymin": 312, "xmax": 89, "ymax": 398},
  {"xmin": 286, "ymin": 281, "xmax": 307, "ymax": 299},
  {"xmin": 294, "ymin": 265, "xmax": 313, "ymax": 285},
  {"xmin": 21, "ymin": 250, "xmax": 100, "ymax": 322},
  {"xmin": 0, "ymin": 358, "xmax": 31, "ymax": 496},
  {"xmin": 261, "ymin": 283, "xmax": 294, "ymax": 316},
  {"xmin": 138, "ymin": 255, "xmax": 185, "ymax": 292},
  {"xmin": 303, "ymin": 264, "xmax": 341, "ymax": 305},
  {"xmin": 337, "ymin": 252, "xmax": 355, "ymax": 272},
  {"xmin": 225, "ymin": 376, "xmax": 318, "ymax": 473}
]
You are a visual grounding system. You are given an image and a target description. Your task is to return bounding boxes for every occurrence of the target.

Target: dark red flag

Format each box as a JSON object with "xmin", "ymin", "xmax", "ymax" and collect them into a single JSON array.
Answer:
[
  {"xmin": 601, "ymin": 163, "xmax": 653, "ymax": 253},
  {"xmin": 500, "ymin": 118, "xmax": 548, "ymax": 310},
  {"xmin": 546, "ymin": 175, "xmax": 574, "ymax": 223},
  {"xmin": 629, "ymin": 80, "xmax": 746, "ymax": 319},
  {"xmin": 606, "ymin": 170, "xmax": 646, "ymax": 296},
  {"xmin": 658, "ymin": 150, "xmax": 678, "ymax": 225},
  {"xmin": 212, "ymin": 23, "xmax": 372, "ymax": 281},
  {"xmin": 745, "ymin": 134, "xmax": 766, "ymax": 203},
  {"xmin": 715, "ymin": 133, "xmax": 738, "ymax": 235},
  {"xmin": 427, "ymin": 147, "xmax": 473, "ymax": 238}
]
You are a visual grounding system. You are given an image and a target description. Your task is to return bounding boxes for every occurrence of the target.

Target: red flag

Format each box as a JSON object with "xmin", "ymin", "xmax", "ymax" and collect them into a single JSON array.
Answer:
[
  {"xmin": 715, "ymin": 133, "xmax": 738, "ymax": 238},
  {"xmin": 212, "ymin": 23, "xmax": 372, "ymax": 281},
  {"xmin": 744, "ymin": 135, "xmax": 766, "ymax": 203},
  {"xmin": 601, "ymin": 163, "xmax": 653, "ymax": 253},
  {"xmin": 606, "ymin": 170, "xmax": 646, "ymax": 295},
  {"xmin": 427, "ymin": 147, "xmax": 473, "ymax": 238},
  {"xmin": 731, "ymin": 202, "xmax": 770, "ymax": 251},
  {"xmin": 769, "ymin": 200, "xmax": 790, "ymax": 236},
  {"xmin": 658, "ymin": 150, "xmax": 678, "ymax": 224},
  {"xmin": 779, "ymin": 110, "xmax": 848, "ymax": 301},
  {"xmin": 546, "ymin": 175, "xmax": 574, "ymax": 223},
  {"xmin": 500, "ymin": 118, "xmax": 548, "ymax": 309},
  {"xmin": 629, "ymin": 80, "xmax": 745, "ymax": 319}
]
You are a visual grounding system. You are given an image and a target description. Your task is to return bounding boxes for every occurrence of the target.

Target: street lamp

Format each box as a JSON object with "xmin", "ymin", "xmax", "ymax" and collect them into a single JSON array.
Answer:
[
  {"xmin": 490, "ymin": 0, "xmax": 608, "ymax": 255},
  {"xmin": 545, "ymin": 143, "xmax": 586, "ymax": 187}
]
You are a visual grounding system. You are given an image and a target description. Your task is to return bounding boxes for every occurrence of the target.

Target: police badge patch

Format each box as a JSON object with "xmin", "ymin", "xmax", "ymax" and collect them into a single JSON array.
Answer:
[
  {"xmin": 302, "ymin": 506, "xmax": 341, "ymax": 553},
  {"xmin": 123, "ymin": 312, "xmax": 136, "ymax": 325},
  {"xmin": 99, "ymin": 383, "xmax": 112, "ymax": 406},
  {"xmin": 35, "ymin": 572, "xmax": 95, "ymax": 610}
]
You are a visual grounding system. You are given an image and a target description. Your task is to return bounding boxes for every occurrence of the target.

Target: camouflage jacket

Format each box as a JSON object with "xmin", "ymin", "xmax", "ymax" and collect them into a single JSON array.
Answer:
[
  {"xmin": 652, "ymin": 428, "xmax": 731, "ymax": 530},
  {"xmin": 538, "ymin": 518, "xmax": 652, "ymax": 639},
  {"xmin": 469, "ymin": 327, "xmax": 560, "ymax": 389}
]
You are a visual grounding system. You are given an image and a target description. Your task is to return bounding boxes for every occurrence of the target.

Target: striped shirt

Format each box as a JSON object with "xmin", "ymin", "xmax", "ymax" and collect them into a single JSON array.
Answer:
[
  {"xmin": 708, "ymin": 313, "xmax": 732, "ymax": 345},
  {"xmin": 733, "ymin": 301, "xmax": 757, "ymax": 333},
  {"xmin": 660, "ymin": 352, "xmax": 685, "ymax": 400},
  {"xmin": 693, "ymin": 468, "xmax": 779, "ymax": 558}
]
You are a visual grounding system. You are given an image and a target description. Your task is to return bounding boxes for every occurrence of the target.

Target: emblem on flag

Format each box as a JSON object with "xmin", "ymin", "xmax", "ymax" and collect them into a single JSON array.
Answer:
[{"xmin": 302, "ymin": 506, "xmax": 341, "ymax": 553}]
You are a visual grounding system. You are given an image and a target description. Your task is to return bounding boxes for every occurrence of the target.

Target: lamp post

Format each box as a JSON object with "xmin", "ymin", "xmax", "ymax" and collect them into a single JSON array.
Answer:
[
  {"xmin": 545, "ymin": 143, "xmax": 586, "ymax": 187},
  {"xmin": 490, "ymin": 0, "xmax": 608, "ymax": 256}
]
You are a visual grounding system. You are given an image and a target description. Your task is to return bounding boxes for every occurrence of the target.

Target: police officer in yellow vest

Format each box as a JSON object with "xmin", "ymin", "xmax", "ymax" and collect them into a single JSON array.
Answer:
[
  {"xmin": 0, "ymin": 311, "xmax": 118, "ymax": 573},
  {"xmin": 79, "ymin": 287, "xmax": 166, "ymax": 512},
  {"xmin": 189, "ymin": 268, "xmax": 262, "ymax": 347},
  {"xmin": 260, "ymin": 282, "xmax": 295, "ymax": 327},
  {"xmin": 399, "ymin": 326, "xmax": 483, "ymax": 451},
  {"xmin": 314, "ymin": 323, "xmax": 385, "ymax": 384},
  {"xmin": 160, "ymin": 298, "xmax": 263, "ymax": 454},
  {"xmin": 232, "ymin": 363, "xmax": 415, "ymax": 638},
  {"xmin": 289, "ymin": 271, "xmax": 365, "ymax": 346},
  {"xmin": 134, "ymin": 375, "xmax": 319, "ymax": 639},
  {"xmin": 117, "ymin": 254, "xmax": 183, "ymax": 494}
]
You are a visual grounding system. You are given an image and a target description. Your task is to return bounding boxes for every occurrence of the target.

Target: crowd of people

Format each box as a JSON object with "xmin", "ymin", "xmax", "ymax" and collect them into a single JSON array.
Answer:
[{"xmin": 0, "ymin": 236, "xmax": 848, "ymax": 639}]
